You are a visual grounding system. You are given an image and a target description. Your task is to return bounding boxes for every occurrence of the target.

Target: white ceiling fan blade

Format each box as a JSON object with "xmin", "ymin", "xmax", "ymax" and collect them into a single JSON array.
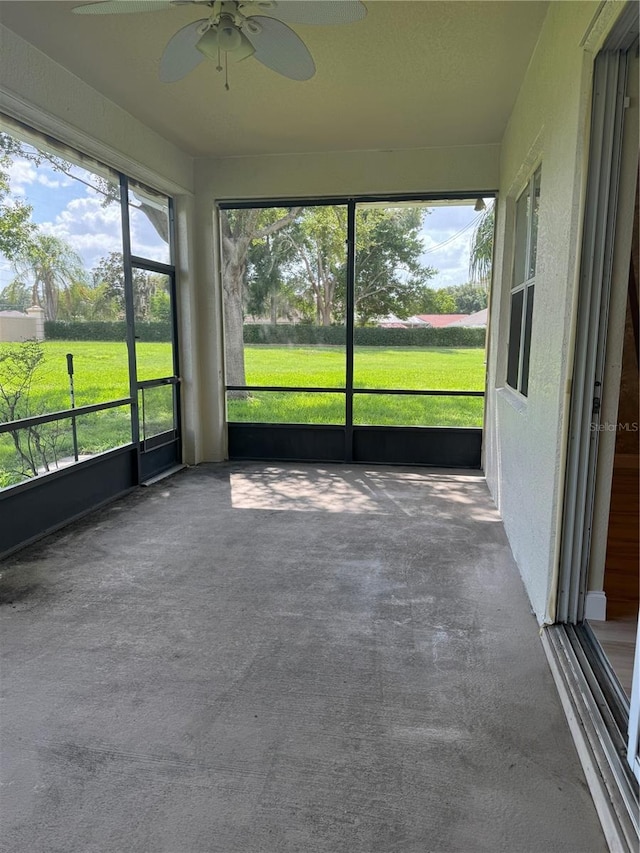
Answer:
[
  {"xmin": 73, "ymin": 1, "xmax": 172, "ymax": 14},
  {"xmin": 246, "ymin": 16, "xmax": 315, "ymax": 81},
  {"xmin": 265, "ymin": 1, "xmax": 366, "ymax": 25},
  {"xmin": 160, "ymin": 19, "xmax": 208, "ymax": 83}
]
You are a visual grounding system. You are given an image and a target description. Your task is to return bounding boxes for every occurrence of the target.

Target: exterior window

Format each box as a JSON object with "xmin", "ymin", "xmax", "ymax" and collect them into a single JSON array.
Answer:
[
  {"xmin": 0, "ymin": 124, "xmax": 178, "ymax": 491},
  {"xmin": 507, "ymin": 166, "xmax": 540, "ymax": 396}
]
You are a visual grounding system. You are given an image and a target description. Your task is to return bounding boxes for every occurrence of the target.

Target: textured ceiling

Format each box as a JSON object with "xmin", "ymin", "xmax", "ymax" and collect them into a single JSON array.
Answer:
[{"xmin": 0, "ymin": 1, "xmax": 549, "ymax": 158}]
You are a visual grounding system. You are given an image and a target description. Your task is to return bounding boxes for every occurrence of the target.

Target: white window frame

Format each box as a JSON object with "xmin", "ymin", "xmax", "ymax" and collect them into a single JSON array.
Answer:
[{"xmin": 507, "ymin": 166, "xmax": 541, "ymax": 396}]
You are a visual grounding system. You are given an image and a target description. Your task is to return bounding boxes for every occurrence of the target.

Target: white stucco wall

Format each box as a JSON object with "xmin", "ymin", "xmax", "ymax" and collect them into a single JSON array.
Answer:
[
  {"xmin": 484, "ymin": 1, "xmax": 624, "ymax": 623},
  {"xmin": 200, "ymin": 144, "xmax": 500, "ymax": 201}
]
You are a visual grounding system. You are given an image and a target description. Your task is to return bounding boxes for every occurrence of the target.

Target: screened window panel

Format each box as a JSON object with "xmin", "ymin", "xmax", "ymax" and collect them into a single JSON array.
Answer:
[
  {"xmin": 520, "ymin": 285, "xmax": 535, "ymax": 397},
  {"xmin": 512, "ymin": 186, "xmax": 530, "ymax": 288},
  {"xmin": 507, "ymin": 289, "xmax": 524, "ymax": 390},
  {"xmin": 528, "ymin": 169, "xmax": 542, "ymax": 280},
  {"xmin": 128, "ymin": 183, "xmax": 171, "ymax": 264}
]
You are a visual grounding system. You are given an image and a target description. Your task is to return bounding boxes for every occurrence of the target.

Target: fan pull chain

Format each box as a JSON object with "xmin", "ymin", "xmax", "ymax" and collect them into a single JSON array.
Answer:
[
  {"xmin": 225, "ymin": 52, "xmax": 230, "ymax": 91},
  {"xmin": 216, "ymin": 46, "xmax": 222, "ymax": 72}
]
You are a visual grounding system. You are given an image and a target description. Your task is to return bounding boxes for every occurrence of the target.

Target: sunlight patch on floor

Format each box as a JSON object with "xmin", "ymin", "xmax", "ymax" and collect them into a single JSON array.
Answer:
[{"xmin": 229, "ymin": 467, "xmax": 387, "ymax": 513}]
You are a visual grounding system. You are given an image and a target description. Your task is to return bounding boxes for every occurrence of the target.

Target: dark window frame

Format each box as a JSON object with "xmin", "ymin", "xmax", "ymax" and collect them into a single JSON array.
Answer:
[
  {"xmin": 0, "ymin": 120, "xmax": 179, "ymax": 492},
  {"xmin": 219, "ymin": 193, "xmax": 494, "ymax": 432}
]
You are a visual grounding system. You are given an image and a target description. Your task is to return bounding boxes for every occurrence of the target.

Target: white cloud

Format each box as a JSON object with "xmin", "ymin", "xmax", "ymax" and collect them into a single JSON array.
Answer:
[
  {"xmin": 37, "ymin": 189, "xmax": 170, "ymax": 267},
  {"xmin": 38, "ymin": 192, "xmax": 124, "ymax": 269},
  {"xmin": 419, "ymin": 207, "xmax": 481, "ymax": 288},
  {"xmin": 37, "ymin": 173, "xmax": 71, "ymax": 189},
  {"xmin": 6, "ymin": 159, "xmax": 37, "ymax": 196}
]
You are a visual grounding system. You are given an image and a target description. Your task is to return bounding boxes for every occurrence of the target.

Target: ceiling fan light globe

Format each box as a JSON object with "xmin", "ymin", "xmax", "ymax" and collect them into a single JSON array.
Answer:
[
  {"xmin": 218, "ymin": 24, "xmax": 242, "ymax": 52},
  {"xmin": 195, "ymin": 27, "xmax": 220, "ymax": 60},
  {"xmin": 232, "ymin": 33, "xmax": 256, "ymax": 61}
]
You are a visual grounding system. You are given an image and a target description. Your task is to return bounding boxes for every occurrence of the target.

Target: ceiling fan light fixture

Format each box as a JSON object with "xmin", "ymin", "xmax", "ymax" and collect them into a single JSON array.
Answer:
[
  {"xmin": 217, "ymin": 17, "xmax": 243, "ymax": 52},
  {"xmin": 195, "ymin": 27, "xmax": 220, "ymax": 60},
  {"xmin": 89, "ymin": 0, "xmax": 368, "ymax": 85},
  {"xmin": 232, "ymin": 33, "xmax": 257, "ymax": 62}
]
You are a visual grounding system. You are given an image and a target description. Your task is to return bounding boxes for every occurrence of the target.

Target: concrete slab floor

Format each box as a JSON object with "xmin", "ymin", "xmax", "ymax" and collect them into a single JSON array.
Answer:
[{"xmin": 0, "ymin": 463, "xmax": 606, "ymax": 853}]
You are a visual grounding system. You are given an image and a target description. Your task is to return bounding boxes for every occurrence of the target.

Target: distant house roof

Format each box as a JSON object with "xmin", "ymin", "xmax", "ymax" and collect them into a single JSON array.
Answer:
[
  {"xmin": 414, "ymin": 314, "xmax": 470, "ymax": 328},
  {"xmin": 377, "ymin": 314, "xmax": 409, "ymax": 328},
  {"xmin": 447, "ymin": 309, "xmax": 488, "ymax": 327}
]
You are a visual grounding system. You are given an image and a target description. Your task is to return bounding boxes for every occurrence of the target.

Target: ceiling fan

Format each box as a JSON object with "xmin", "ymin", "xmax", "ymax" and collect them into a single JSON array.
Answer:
[{"xmin": 72, "ymin": 1, "xmax": 367, "ymax": 89}]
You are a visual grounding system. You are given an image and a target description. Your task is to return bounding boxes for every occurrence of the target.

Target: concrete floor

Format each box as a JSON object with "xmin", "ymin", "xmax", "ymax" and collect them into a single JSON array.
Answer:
[{"xmin": 1, "ymin": 463, "xmax": 605, "ymax": 853}]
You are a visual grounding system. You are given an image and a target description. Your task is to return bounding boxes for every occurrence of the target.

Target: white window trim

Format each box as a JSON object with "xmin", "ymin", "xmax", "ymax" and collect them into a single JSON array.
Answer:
[{"xmin": 507, "ymin": 165, "xmax": 541, "ymax": 397}]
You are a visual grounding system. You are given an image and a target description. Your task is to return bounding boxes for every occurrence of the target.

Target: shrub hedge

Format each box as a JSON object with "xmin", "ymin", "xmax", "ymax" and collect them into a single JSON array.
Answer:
[
  {"xmin": 45, "ymin": 321, "xmax": 172, "ymax": 342},
  {"xmin": 243, "ymin": 324, "xmax": 486, "ymax": 347},
  {"xmin": 45, "ymin": 321, "xmax": 486, "ymax": 348}
]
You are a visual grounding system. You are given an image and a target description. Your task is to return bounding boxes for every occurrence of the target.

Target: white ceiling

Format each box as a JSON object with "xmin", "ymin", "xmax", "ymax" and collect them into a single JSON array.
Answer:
[{"xmin": 0, "ymin": 1, "xmax": 549, "ymax": 159}]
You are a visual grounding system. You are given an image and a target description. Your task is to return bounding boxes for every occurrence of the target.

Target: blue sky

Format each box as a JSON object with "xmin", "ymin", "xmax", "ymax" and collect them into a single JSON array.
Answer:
[
  {"xmin": 0, "ymin": 150, "xmax": 169, "ymax": 292},
  {"xmin": 1, "ymin": 148, "xmax": 488, "ymax": 294},
  {"xmin": 419, "ymin": 202, "xmax": 487, "ymax": 289}
]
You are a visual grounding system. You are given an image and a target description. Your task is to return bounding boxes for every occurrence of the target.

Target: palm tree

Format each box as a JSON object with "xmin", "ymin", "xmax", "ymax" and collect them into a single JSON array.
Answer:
[
  {"xmin": 11, "ymin": 234, "xmax": 86, "ymax": 321},
  {"xmin": 469, "ymin": 204, "xmax": 495, "ymax": 286}
]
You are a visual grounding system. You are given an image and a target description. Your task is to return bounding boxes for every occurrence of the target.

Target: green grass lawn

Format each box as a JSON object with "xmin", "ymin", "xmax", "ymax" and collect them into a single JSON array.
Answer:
[
  {"xmin": 232, "ymin": 345, "xmax": 485, "ymax": 426},
  {"xmin": 1, "ymin": 341, "xmax": 486, "ymax": 487},
  {"xmin": 241, "ymin": 345, "xmax": 485, "ymax": 391},
  {"xmin": 16, "ymin": 340, "xmax": 173, "ymax": 409},
  {"xmin": 0, "ymin": 341, "xmax": 172, "ymax": 488}
]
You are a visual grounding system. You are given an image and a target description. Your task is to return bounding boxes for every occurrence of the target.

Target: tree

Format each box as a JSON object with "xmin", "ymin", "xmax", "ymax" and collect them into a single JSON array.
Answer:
[
  {"xmin": 91, "ymin": 252, "xmax": 163, "ymax": 321},
  {"xmin": 267, "ymin": 205, "xmax": 435, "ymax": 328},
  {"xmin": 469, "ymin": 204, "xmax": 494, "ymax": 285},
  {"xmin": 245, "ymin": 231, "xmax": 297, "ymax": 324},
  {"xmin": 220, "ymin": 207, "xmax": 301, "ymax": 388},
  {"xmin": 0, "ymin": 278, "xmax": 30, "ymax": 312},
  {"xmin": 352, "ymin": 207, "xmax": 436, "ymax": 325},
  {"xmin": 11, "ymin": 234, "xmax": 86, "ymax": 321},
  {"xmin": 57, "ymin": 279, "xmax": 119, "ymax": 322},
  {"xmin": 0, "ymin": 158, "xmax": 35, "ymax": 262},
  {"xmin": 282, "ymin": 206, "xmax": 347, "ymax": 327},
  {"xmin": 149, "ymin": 286, "xmax": 171, "ymax": 323},
  {"xmin": 416, "ymin": 288, "xmax": 457, "ymax": 314},
  {"xmin": 0, "ymin": 140, "xmax": 36, "ymax": 263},
  {"xmin": 0, "ymin": 341, "xmax": 64, "ymax": 484},
  {"xmin": 446, "ymin": 282, "xmax": 488, "ymax": 314}
]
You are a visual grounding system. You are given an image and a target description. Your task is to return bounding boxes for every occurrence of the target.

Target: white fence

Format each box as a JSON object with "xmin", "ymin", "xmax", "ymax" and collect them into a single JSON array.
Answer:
[{"xmin": 0, "ymin": 307, "xmax": 45, "ymax": 342}]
